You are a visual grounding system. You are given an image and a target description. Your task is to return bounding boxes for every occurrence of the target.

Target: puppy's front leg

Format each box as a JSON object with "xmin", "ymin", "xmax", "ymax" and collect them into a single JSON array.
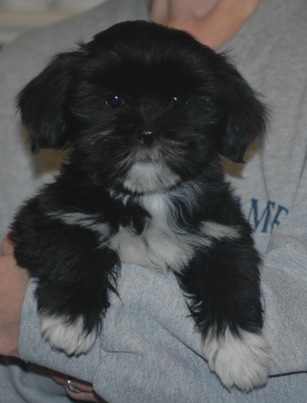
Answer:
[
  {"xmin": 12, "ymin": 212, "xmax": 119, "ymax": 355},
  {"xmin": 37, "ymin": 246, "xmax": 119, "ymax": 356},
  {"xmin": 177, "ymin": 239, "xmax": 270, "ymax": 391}
]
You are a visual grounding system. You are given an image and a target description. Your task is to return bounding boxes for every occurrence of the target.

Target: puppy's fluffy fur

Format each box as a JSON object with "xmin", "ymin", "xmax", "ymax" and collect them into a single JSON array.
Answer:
[{"xmin": 12, "ymin": 21, "xmax": 270, "ymax": 390}]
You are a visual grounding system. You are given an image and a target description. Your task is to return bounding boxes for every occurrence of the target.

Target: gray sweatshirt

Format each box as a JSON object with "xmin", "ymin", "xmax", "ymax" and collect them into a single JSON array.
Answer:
[{"xmin": 0, "ymin": 0, "xmax": 306, "ymax": 402}]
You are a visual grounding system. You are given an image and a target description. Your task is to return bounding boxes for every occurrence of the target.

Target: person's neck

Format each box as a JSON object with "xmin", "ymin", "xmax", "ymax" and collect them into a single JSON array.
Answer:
[{"xmin": 149, "ymin": 0, "xmax": 260, "ymax": 48}]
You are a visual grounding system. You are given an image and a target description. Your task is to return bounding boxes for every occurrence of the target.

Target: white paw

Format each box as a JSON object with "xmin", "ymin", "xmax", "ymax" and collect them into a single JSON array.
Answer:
[
  {"xmin": 40, "ymin": 314, "xmax": 97, "ymax": 355},
  {"xmin": 202, "ymin": 327, "xmax": 270, "ymax": 391}
]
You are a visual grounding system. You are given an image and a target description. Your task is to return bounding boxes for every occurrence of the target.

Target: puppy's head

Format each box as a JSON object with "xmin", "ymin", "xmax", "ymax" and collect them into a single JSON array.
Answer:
[{"xmin": 18, "ymin": 21, "xmax": 267, "ymax": 193}]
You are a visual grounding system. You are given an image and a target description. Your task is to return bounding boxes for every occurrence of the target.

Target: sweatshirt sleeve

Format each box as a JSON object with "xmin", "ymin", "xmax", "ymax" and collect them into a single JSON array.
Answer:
[
  {"xmin": 18, "ymin": 260, "xmax": 307, "ymax": 402},
  {"xmin": 259, "ymin": 158, "xmax": 307, "ymax": 375}
]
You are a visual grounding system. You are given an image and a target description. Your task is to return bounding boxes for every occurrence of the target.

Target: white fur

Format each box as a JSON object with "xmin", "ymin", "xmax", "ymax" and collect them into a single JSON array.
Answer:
[
  {"xmin": 123, "ymin": 162, "xmax": 180, "ymax": 193},
  {"xmin": 49, "ymin": 192, "xmax": 240, "ymax": 273},
  {"xmin": 40, "ymin": 313, "xmax": 97, "ymax": 355},
  {"xmin": 111, "ymin": 192, "xmax": 206, "ymax": 271},
  {"xmin": 200, "ymin": 221, "xmax": 240, "ymax": 240},
  {"xmin": 139, "ymin": 192, "xmax": 205, "ymax": 271},
  {"xmin": 202, "ymin": 327, "xmax": 270, "ymax": 391},
  {"xmin": 48, "ymin": 211, "xmax": 111, "ymax": 245},
  {"xmin": 110, "ymin": 192, "xmax": 240, "ymax": 272}
]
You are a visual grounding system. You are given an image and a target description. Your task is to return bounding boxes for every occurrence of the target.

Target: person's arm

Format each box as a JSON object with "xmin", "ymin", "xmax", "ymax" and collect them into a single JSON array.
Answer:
[
  {"xmin": 1, "ymin": 233, "xmax": 307, "ymax": 402},
  {"xmin": 18, "ymin": 261, "xmax": 307, "ymax": 402},
  {"xmin": 258, "ymin": 164, "xmax": 307, "ymax": 374}
]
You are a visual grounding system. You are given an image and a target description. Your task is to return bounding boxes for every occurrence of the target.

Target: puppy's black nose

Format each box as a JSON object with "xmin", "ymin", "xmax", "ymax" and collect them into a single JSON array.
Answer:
[{"xmin": 141, "ymin": 129, "xmax": 157, "ymax": 146}]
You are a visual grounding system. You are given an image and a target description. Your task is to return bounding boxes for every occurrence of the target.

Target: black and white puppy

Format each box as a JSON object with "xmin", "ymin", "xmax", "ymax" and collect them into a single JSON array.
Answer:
[{"xmin": 12, "ymin": 21, "xmax": 270, "ymax": 390}]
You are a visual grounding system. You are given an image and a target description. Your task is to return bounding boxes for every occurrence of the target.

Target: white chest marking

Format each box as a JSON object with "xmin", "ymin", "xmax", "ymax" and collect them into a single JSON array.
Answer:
[{"xmin": 49, "ymin": 199, "xmax": 239, "ymax": 273}]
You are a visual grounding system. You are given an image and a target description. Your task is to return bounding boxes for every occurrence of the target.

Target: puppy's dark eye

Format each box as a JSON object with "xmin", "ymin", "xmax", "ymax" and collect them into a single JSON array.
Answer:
[
  {"xmin": 105, "ymin": 93, "xmax": 125, "ymax": 108},
  {"xmin": 171, "ymin": 96, "xmax": 187, "ymax": 107}
]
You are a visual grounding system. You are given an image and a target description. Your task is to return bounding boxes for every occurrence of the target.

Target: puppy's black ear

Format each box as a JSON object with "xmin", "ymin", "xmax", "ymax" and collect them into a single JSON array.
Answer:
[
  {"xmin": 214, "ymin": 53, "xmax": 268, "ymax": 163},
  {"xmin": 17, "ymin": 51, "xmax": 82, "ymax": 152}
]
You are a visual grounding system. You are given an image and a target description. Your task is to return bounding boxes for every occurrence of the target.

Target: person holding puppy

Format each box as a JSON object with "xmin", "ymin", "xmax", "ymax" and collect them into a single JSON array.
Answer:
[{"xmin": 0, "ymin": 0, "xmax": 306, "ymax": 402}]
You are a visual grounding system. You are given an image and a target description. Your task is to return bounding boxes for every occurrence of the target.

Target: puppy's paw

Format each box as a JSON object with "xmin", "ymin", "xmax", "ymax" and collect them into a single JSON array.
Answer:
[
  {"xmin": 202, "ymin": 327, "xmax": 270, "ymax": 391},
  {"xmin": 40, "ymin": 314, "xmax": 97, "ymax": 355}
]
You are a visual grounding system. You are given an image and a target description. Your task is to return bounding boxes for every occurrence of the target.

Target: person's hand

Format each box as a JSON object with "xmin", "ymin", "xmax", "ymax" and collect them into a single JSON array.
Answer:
[
  {"xmin": 0, "ymin": 235, "xmax": 29, "ymax": 357},
  {"xmin": 51, "ymin": 371, "xmax": 102, "ymax": 402}
]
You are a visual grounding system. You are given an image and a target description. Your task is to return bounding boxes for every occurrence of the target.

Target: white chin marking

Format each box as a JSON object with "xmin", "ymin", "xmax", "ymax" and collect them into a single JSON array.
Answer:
[
  {"xmin": 40, "ymin": 314, "xmax": 97, "ymax": 355},
  {"xmin": 123, "ymin": 162, "xmax": 180, "ymax": 193},
  {"xmin": 202, "ymin": 327, "xmax": 270, "ymax": 391}
]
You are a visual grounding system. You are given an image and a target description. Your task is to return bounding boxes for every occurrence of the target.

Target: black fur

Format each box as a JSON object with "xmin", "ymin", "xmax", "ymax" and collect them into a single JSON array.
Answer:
[{"xmin": 12, "ymin": 21, "xmax": 269, "ymax": 389}]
